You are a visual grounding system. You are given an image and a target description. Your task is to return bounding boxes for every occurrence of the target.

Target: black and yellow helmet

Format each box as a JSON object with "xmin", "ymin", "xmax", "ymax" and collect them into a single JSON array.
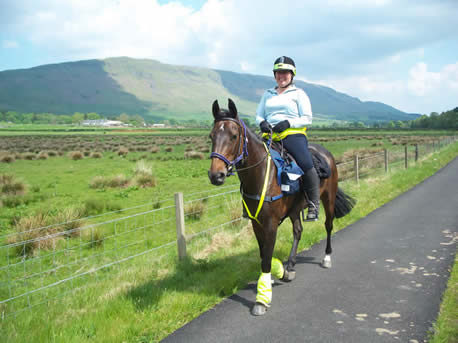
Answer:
[{"xmin": 273, "ymin": 56, "xmax": 296, "ymax": 76}]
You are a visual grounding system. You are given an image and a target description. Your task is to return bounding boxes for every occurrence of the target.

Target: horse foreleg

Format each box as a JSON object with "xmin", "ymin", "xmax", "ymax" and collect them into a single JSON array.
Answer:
[{"xmin": 252, "ymin": 222, "xmax": 277, "ymax": 316}]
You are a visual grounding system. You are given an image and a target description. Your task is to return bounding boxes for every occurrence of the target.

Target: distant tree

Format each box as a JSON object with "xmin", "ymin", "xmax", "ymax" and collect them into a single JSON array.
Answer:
[
  {"xmin": 131, "ymin": 114, "xmax": 145, "ymax": 126},
  {"xmin": 5, "ymin": 111, "xmax": 18, "ymax": 123},
  {"xmin": 86, "ymin": 112, "xmax": 100, "ymax": 120},
  {"xmin": 22, "ymin": 113, "xmax": 34, "ymax": 124},
  {"xmin": 117, "ymin": 113, "xmax": 130, "ymax": 123},
  {"xmin": 72, "ymin": 112, "xmax": 84, "ymax": 124}
]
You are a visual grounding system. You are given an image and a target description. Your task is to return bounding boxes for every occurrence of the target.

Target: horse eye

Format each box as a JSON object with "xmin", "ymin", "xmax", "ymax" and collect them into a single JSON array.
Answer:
[{"xmin": 232, "ymin": 135, "xmax": 237, "ymax": 140}]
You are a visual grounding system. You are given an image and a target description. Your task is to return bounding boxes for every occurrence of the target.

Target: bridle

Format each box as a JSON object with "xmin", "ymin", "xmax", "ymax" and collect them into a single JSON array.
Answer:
[{"xmin": 210, "ymin": 117, "xmax": 249, "ymax": 175}]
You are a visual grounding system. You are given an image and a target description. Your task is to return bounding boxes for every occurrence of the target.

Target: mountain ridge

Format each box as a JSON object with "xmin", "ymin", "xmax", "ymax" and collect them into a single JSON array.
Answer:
[{"xmin": 0, "ymin": 57, "xmax": 419, "ymax": 123}]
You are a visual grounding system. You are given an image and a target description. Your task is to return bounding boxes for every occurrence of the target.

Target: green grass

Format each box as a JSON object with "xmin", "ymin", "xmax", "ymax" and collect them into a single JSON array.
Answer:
[
  {"xmin": 0, "ymin": 131, "xmax": 456, "ymax": 342},
  {"xmin": 429, "ymin": 255, "xmax": 458, "ymax": 343}
]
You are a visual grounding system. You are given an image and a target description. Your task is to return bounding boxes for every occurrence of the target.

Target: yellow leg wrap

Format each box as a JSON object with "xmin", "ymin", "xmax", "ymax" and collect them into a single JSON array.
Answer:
[
  {"xmin": 271, "ymin": 257, "xmax": 285, "ymax": 280},
  {"xmin": 256, "ymin": 273, "xmax": 272, "ymax": 307}
]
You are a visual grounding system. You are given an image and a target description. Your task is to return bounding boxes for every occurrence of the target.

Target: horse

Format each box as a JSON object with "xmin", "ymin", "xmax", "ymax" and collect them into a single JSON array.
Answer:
[{"xmin": 208, "ymin": 99, "xmax": 355, "ymax": 316}]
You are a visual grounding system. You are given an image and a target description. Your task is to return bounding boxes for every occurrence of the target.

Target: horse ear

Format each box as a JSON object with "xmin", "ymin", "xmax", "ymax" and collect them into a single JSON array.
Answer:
[
  {"xmin": 212, "ymin": 100, "xmax": 220, "ymax": 119},
  {"xmin": 228, "ymin": 98, "xmax": 237, "ymax": 118}
]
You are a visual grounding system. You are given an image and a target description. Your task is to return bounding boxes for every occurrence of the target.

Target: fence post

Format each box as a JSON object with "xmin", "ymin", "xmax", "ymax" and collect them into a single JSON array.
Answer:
[
  {"xmin": 384, "ymin": 149, "xmax": 388, "ymax": 173},
  {"xmin": 404, "ymin": 145, "xmax": 408, "ymax": 169},
  {"xmin": 415, "ymin": 144, "xmax": 419, "ymax": 162},
  {"xmin": 354, "ymin": 154, "xmax": 359, "ymax": 183},
  {"xmin": 174, "ymin": 192, "xmax": 187, "ymax": 260}
]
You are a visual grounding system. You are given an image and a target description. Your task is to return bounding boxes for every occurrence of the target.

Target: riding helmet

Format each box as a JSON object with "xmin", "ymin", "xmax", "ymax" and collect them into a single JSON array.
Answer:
[{"xmin": 273, "ymin": 56, "xmax": 296, "ymax": 76}]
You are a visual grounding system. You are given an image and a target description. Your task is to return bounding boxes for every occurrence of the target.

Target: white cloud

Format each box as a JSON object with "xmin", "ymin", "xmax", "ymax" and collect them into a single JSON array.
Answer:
[
  {"xmin": 407, "ymin": 62, "xmax": 441, "ymax": 96},
  {"xmin": 2, "ymin": 0, "xmax": 458, "ymax": 113}
]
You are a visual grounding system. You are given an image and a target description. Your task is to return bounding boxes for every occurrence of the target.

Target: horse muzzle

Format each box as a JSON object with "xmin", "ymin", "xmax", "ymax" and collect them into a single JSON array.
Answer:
[{"xmin": 208, "ymin": 170, "xmax": 227, "ymax": 186}]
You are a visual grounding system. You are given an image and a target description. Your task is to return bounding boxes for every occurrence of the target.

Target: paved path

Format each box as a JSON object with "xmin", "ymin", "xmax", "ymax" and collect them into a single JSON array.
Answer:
[{"xmin": 162, "ymin": 158, "xmax": 458, "ymax": 343}]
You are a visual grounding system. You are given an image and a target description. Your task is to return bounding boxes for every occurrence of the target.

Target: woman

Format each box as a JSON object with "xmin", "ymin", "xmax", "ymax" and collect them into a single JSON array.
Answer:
[{"xmin": 255, "ymin": 56, "xmax": 320, "ymax": 221}]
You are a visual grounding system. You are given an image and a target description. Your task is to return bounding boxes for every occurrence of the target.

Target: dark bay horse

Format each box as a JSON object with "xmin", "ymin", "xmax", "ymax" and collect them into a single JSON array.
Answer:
[{"xmin": 208, "ymin": 99, "xmax": 355, "ymax": 316}]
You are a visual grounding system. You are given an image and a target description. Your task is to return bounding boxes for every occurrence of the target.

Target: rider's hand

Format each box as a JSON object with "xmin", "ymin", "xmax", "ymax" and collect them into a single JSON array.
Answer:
[
  {"xmin": 260, "ymin": 121, "xmax": 272, "ymax": 133},
  {"xmin": 272, "ymin": 120, "xmax": 290, "ymax": 133}
]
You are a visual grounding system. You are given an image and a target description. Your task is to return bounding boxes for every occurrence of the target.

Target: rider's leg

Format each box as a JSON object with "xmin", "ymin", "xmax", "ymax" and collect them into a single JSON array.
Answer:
[{"xmin": 282, "ymin": 134, "xmax": 320, "ymax": 221}]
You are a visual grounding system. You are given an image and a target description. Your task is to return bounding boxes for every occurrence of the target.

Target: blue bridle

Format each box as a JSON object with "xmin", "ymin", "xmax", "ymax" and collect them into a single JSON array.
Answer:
[{"xmin": 210, "ymin": 117, "xmax": 249, "ymax": 176}]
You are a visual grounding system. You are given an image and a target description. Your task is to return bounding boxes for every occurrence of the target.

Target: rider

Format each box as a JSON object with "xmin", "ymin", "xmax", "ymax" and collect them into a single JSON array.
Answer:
[{"xmin": 255, "ymin": 56, "xmax": 320, "ymax": 221}]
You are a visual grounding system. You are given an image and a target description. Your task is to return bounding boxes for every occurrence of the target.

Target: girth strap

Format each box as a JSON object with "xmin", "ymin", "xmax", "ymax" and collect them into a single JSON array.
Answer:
[{"xmin": 241, "ymin": 187, "xmax": 283, "ymax": 202}]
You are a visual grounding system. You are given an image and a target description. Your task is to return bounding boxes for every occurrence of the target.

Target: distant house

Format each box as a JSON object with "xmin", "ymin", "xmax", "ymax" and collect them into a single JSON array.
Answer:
[
  {"xmin": 151, "ymin": 123, "xmax": 165, "ymax": 128},
  {"xmin": 81, "ymin": 119, "xmax": 124, "ymax": 127}
]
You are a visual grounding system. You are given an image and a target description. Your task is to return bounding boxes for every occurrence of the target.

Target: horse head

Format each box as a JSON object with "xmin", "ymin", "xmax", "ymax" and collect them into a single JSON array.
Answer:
[{"xmin": 208, "ymin": 99, "xmax": 244, "ymax": 185}]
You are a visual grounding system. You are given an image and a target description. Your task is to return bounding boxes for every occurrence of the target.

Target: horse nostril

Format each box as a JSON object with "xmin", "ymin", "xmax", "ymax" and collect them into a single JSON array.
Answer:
[{"xmin": 208, "ymin": 170, "xmax": 226, "ymax": 185}]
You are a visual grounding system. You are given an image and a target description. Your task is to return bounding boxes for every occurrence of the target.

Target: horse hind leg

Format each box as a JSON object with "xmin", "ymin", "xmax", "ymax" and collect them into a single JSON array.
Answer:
[
  {"xmin": 321, "ymin": 193, "xmax": 334, "ymax": 269},
  {"xmin": 283, "ymin": 214, "xmax": 303, "ymax": 281}
]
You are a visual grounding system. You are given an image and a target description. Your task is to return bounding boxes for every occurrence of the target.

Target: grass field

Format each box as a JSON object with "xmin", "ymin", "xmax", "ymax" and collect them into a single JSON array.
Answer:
[{"xmin": 0, "ymin": 128, "xmax": 456, "ymax": 342}]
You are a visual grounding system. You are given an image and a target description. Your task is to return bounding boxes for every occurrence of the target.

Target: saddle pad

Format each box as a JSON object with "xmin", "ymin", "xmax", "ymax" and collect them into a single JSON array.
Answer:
[{"xmin": 268, "ymin": 141, "xmax": 331, "ymax": 180}]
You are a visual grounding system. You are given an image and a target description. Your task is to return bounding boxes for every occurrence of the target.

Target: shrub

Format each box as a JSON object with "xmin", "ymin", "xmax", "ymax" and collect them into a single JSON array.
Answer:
[
  {"xmin": 88, "ymin": 228, "xmax": 105, "ymax": 248},
  {"xmin": 1, "ymin": 174, "xmax": 27, "ymax": 196},
  {"xmin": 184, "ymin": 151, "xmax": 205, "ymax": 160},
  {"xmin": 37, "ymin": 151, "xmax": 49, "ymax": 160},
  {"xmin": 135, "ymin": 174, "xmax": 157, "ymax": 188},
  {"xmin": 23, "ymin": 153, "xmax": 36, "ymax": 160},
  {"xmin": 47, "ymin": 150, "xmax": 58, "ymax": 157},
  {"xmin": 185, "ymin": 200, "xmax": 205, "ymax": 220},
  {"xmin": 53, "ymin": 207, "xmax": 85, "ymax": 237},
  {"xmin": 89, "ymin": 176, "xmax": 108, "ymax": 189},
  {"xmin": 133, "ymin": 160, "xmax": 153, "ymax": 176},
  {"xmin": 69, "ymin": 151, "xmax": 83, "ymax": 160},
  {"xmin": 150, "ymin": 146, "xmax": 159, "ymax": 154},
  {"xmin": 107, "ymin": 174, "xmax": 130, "ymax": 188},
  {"xmin": 118, "ymin": 147, "xmax": 129, "ymax": 157},
  {"xmin": 0, "ymin": 154, "xmax": 15, "ymax": 163},
  {"xmin": 91, "ymin": 152, "xmax": 103, "ymax": 158},
  {"xmin": 165, "ymin": 147, "xmax": 174, "ymax": 152}
]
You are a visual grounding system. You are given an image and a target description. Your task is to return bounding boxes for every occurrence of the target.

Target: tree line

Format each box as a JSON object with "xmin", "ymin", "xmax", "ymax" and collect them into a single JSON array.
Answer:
[{"xmin": 1, "ymin": 108, "xmax": 456, "ymax": 129}]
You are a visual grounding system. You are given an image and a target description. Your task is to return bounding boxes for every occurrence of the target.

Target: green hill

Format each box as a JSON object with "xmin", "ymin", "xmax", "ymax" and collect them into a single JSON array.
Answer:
[{"xmin": 0, "ymin": 57, "xmax": 419, "ymax": 123}]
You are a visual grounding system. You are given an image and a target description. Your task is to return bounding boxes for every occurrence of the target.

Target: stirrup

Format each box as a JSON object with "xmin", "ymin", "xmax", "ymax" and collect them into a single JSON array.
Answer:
[{"xmin": 305, "ymin": 203, "xmax": 319, "ymax": 222}]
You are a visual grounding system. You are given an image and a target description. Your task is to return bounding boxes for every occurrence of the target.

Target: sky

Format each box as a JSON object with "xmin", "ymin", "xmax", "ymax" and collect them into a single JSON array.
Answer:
[{"xmin": 1, "ymin": 0, "xmax": 457, "ymax": 115}]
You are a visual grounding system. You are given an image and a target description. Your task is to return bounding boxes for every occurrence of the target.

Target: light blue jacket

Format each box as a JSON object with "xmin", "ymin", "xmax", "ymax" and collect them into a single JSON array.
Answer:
[{"xmin": 255, "ymin": 85, "xmax": 313, "ymax": 128}]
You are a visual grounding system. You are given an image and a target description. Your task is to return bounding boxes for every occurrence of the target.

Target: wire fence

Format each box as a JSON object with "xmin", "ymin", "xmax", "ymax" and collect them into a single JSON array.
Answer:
[{"xmin": 1, "ymin": 136, "xmax": 456, "ymax": 320}]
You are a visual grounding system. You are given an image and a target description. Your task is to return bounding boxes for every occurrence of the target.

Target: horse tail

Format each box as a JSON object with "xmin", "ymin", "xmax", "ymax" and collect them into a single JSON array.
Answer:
[{"xmin": 334, "ymin": 187, "xmax": 356, "ymax": 218}]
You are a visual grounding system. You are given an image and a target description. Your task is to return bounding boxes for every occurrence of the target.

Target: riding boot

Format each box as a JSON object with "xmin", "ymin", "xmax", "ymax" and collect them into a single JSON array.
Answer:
[{"xmin": 302, "ymin": 168, "xmax": 320, "ymax": 221}]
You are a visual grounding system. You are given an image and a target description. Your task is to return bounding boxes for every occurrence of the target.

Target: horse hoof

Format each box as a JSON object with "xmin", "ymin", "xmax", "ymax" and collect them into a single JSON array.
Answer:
[
  {"xmin": 251, "ymin": 303, "xmax": 268, "ymax": 316},
  {"xmin": 321, "ymin": 259, "xmax": 332, "ymax": 269},
  {"xmin": 282, "ymin": 269, "xmax": 296, "ymax": 282}
]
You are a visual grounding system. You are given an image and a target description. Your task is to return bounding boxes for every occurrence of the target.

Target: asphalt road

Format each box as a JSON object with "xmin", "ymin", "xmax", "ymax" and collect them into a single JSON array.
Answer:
[{"xmin": 162, "ymin": 157, "xmax": 458, "ymax": 343}]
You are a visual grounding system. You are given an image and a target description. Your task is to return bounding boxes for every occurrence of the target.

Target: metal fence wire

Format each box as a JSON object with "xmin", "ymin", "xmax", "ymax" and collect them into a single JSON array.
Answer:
[{"xmin": 0, "ymin": 136, "xmax": 456, "ymax": 320}]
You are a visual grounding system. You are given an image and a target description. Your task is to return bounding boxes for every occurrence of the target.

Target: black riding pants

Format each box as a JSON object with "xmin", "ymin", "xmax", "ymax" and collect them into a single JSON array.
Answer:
[{"xmin": 281, "ymin": 134, "xmax": 314, "ymax": 172}]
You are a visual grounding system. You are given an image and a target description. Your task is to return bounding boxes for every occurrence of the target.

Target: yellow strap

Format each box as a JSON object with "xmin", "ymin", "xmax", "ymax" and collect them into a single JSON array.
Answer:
[
  {"xmin": 242, "ymin": 143, "xmax": 271, "ymax": 225},
  {"xmin": 262, "ymin": 127, "xmax": 307, "ymax": 141}
]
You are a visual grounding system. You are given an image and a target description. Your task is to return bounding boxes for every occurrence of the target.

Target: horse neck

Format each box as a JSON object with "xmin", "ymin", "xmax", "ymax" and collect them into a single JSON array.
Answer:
[{"xmin": 237, "ymin": 127, "xmax": 270, "ymax": 194}]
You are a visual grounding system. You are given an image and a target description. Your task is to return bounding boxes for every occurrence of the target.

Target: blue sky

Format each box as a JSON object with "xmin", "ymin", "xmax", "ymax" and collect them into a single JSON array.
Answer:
[{"xmin": 1, "ymin": 0, "xmax": 457, "ymax": 115}]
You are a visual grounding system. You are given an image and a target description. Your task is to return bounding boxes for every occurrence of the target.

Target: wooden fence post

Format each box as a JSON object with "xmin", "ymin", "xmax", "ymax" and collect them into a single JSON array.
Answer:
[
  {"xmin": 174, "ymin": 192, "xmax": 187, "ymax": 260},
  {"xmin": 415, "ymin": 144, "xmax": 419, "ymax": 162},
  {"xmin": 404, "ymin": 145, "xmax": 408, "ymax": 169},
  {"xmin": 354, "ymin": 154, "xmax": 359, "ymax": 183},
  {"xmin": 384, "ymin": 149, "xmax": 388, "ymax": 173}
]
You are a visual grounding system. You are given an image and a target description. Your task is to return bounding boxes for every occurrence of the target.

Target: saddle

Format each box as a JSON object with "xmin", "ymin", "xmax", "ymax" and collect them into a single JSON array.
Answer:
[{"xmin": 268, "ymin": 140, "xmax": 331, "ymax": 195}]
